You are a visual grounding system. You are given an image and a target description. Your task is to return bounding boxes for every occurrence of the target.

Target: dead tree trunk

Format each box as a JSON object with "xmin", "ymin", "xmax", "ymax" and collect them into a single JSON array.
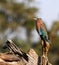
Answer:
[{"xmin": 1, "ymin": 39, "xmax": 52, "ymax": 65}]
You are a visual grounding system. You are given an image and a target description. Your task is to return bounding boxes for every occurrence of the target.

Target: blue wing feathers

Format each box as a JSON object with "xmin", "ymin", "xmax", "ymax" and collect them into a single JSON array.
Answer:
[{"xmin": 39, "ymin": 28, "xmax": 50, "ymax": 43}]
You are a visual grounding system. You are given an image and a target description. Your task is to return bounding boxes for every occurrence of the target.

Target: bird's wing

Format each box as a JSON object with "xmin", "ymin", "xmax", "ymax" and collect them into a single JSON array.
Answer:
[{"xmin": 40, "ymin": 22, "xmax": 48, "ymax": 37}]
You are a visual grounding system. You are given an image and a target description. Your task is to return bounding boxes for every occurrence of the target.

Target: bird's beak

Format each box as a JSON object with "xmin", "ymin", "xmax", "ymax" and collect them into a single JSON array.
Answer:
[{"xmin": 33, "ymin": 17, "xmax": 37, "ymax": 21}]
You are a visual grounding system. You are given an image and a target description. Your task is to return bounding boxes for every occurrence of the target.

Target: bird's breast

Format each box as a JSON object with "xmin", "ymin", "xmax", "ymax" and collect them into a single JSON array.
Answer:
[{"xmin": 36, "ymin": 22, "xmax": 41, "ymax": 33}]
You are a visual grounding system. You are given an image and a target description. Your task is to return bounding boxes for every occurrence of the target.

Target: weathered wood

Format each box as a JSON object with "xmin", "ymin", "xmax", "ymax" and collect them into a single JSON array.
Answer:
[
  {"xmin": 0, "ymin": 53, "xmax": 20, "ymax": 62},
  {"xmin": 0, "ymin": 39, "xmax": 52, "ymax": 65},
  {"xmin": 0, "ymin": 50, "xmax": 52, "ymax": 65},
  {"xmin": 0, "ymin": 49, "xmax": 38, "ymax": 65},
  {"xmin": 6, "ymin": 39, "xmax": 28, "ymax": 61}
]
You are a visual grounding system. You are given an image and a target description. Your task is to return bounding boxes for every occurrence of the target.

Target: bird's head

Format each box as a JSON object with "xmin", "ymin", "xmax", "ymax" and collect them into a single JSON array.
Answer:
[
  {"xmin": 33, "ymin": 17, "xmax": 42, "ymax": 22},
  {"xmin": 33, "ymin": 17, "xmax": 42, "ymax": 21}
]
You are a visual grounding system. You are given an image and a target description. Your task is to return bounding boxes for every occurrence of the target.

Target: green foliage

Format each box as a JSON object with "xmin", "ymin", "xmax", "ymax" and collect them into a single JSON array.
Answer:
[
  {"xmin": 0, "ymin": 0, "xmax": 7, "ymax": 3},
  {"xmin": 13, "ymin": 39, "xmax": 31, "ymax": 53},
  {"xmin": 12, "ymin": 3, "xmax": 25, "ymax": 14},
  {"xmin": 0, "ymin": 0, "xmax": 38, "ymax": 31},
  {"xmin": 23, "ymin": 19, "xmax": 35, "ymax": 30},
  {"xmin": 49, "ymin": 21, "xmax": 59, "ymax": 65}
]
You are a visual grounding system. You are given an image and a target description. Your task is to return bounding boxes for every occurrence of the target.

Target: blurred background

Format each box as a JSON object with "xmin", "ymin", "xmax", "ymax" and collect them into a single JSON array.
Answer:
[{"xmin": 0, "ymin": 0, "xmax": 59, "ymax": 65}]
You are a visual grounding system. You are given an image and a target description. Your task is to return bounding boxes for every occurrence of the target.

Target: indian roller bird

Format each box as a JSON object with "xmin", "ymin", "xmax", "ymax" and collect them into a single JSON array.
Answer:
[{"xmin": 33, "ymin": 17, "xmax": 50, "ymax": 58}]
